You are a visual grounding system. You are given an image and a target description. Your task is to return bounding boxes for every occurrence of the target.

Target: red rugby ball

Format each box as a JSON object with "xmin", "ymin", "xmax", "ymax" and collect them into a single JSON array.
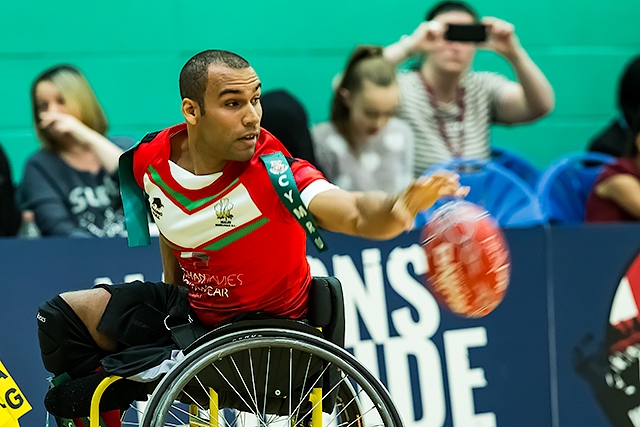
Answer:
[{"xmin": 421, "ymin": 200, "xmax": 511, "ymax": 318}]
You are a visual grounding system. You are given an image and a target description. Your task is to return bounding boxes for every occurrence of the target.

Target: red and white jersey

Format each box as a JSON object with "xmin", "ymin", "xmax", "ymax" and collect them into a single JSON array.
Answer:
[{"xmin": 132, "ymin": 123, "xmax": 335, "ymax": 327}]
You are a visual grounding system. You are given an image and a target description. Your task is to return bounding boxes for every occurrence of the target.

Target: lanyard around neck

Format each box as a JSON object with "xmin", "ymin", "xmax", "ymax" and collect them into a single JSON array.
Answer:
[{"xmin": 419, "ymin": 74, "xmax": 466, "ymax": 158}]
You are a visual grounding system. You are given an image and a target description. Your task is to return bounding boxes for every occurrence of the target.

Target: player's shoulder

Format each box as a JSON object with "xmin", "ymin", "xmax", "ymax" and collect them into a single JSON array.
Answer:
[
  {"xmin": 134, "ymin": 123, "xmax": 185, "ymax": 164},
  {"xmin": 254, "ymin": 127, "xmax": 289, "ymax": 157}
]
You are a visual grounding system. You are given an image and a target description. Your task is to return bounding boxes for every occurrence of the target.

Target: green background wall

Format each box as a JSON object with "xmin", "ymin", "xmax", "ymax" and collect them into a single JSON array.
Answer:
[{"xmin": 1, "ymin": 0, "xmax": 639, "ymax": 182}]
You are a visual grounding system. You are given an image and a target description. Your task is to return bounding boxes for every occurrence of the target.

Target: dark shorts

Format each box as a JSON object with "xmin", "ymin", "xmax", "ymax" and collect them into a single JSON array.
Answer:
[{"xmin": 37, "ymin": 281, "xmax": 190, "ymax": 378}]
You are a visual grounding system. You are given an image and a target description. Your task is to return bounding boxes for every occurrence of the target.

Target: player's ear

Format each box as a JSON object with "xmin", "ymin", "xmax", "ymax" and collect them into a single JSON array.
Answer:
[{"xmin": 182, "ymin": 98, "xmax": 200, "ymax": 125}]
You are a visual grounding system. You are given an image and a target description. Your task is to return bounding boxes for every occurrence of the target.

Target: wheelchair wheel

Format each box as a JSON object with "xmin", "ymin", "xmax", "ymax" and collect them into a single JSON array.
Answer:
[{"xmin": 140, "ymin": 328, "xmax": 403, "ymax": 427}]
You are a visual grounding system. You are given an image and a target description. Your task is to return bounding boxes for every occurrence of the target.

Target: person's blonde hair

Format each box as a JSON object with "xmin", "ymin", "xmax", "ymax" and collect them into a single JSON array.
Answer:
[{"xmin": 31, "ymin": 65, "xmax": 108, "ymax": 150}]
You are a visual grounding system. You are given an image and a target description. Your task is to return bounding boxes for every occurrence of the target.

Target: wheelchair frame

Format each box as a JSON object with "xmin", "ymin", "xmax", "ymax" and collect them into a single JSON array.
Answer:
[{"xmin": 88, "ymin": 325, "xmax": 403, "ymax": 427}]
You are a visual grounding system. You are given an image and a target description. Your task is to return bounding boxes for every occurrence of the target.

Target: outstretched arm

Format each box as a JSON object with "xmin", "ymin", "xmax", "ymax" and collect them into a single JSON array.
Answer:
[{"xmin": 308, "ymin": 172, "xmax": 467, "ymax": 240}]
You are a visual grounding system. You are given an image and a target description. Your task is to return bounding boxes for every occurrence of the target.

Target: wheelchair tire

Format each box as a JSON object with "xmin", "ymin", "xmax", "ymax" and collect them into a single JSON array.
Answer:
[{"xmin": 140, "ymin": 328, "xmax": 403, "ymax": 427}]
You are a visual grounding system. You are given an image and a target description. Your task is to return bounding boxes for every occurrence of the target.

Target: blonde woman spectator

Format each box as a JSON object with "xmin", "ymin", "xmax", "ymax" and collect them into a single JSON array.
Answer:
[
  {"xmin": 19, "ymin": 65, "xmax": 130, "ymax": 237},
  {"xmin": 313, "ymin": 45, "xmax": 414, "ymax": 193}
]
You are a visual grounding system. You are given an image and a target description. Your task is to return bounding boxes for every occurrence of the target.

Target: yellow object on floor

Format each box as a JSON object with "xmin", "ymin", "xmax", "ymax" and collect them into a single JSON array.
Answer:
[{"xmin": 0, "ymin": 361, "xmax": 31, "ymax": 427}]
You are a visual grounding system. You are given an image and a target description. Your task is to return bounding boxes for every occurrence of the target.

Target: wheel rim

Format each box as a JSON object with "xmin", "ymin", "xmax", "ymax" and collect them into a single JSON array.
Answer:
[{"xmin": 142, "ymin": 330, "xmax": 401, "ymax": 427}]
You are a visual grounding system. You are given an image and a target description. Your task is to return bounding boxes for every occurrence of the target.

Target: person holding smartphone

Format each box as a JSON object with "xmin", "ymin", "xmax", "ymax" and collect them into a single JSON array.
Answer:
[{"xmin": 384, "ymin": 1, "xmax": 555, "ymax": 176}]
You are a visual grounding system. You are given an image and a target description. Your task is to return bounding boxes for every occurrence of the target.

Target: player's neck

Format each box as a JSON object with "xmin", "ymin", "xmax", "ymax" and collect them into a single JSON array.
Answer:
[
  {"xmin": 170, "ymin": 130, "xmax": 226, "ymax": 175},
  {"xmin": 420, "ymin": 62, "xmax": 463, "ymax": 104}
]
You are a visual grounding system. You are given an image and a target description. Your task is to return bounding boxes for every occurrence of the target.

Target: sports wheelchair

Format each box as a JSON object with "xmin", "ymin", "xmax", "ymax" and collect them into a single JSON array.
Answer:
[{"xmin": 87, "ymin": 278, "xmax": 404, "ymax": 427}]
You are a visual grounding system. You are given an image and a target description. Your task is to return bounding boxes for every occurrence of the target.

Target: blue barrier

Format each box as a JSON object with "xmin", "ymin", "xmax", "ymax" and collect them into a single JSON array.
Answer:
[{"xmin": 1, "ymin": 225, "xmax": 639, "ymax": 427}]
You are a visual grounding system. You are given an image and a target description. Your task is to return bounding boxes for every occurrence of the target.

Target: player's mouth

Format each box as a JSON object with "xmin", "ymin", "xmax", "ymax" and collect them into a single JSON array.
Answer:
[{"xmin": 238, "ymin": 131, "xmax": 259, "ymax": 143}]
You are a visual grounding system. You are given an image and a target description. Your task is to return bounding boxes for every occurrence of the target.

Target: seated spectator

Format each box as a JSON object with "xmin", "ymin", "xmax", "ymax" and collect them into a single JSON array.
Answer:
[
  {"xmin": 313, "ymin": 45, "xmax": 414, "ymax": 193},
  {"xmin": 586, "ymin": 112, "xmax": 640, "ymax": 222},
  {"xmin": 588, "ymin": 55, "xmax": 640, "ymax": 158},
  {"xmin": 0, "ymin": 143, "xmax": 21, "ymax": 237},
  {"xmin": 260, "ymin": 89, "xmax": 320, "ymax": 169},
  {"xmin": 19, "ymin": 64, "xmax": 130, "ymax": 237},
  {"xmin": 384, "ymin": 1, "xmax": 554, "ymax": 176}
]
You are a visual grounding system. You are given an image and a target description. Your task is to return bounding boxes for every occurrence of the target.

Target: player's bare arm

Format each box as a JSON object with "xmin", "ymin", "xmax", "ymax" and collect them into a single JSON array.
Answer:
[
  {"xmin": 308, "ymin": 171, "xmax": 467, "ymax": 240},
  {"xmin": 159, "ymin": 234, "xmax": 185, "ymax": 286}
]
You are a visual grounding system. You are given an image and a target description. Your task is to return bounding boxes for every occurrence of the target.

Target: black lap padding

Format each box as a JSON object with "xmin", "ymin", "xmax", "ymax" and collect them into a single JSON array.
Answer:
[
  {"xmin": 100, "ymin": 343, "xmax": 177, "ymax": 378},
  {"xmin": 44, "ymin": 371, "xmax": 150, "ymax": 418},
  {"xmin": 166, "ymin": 314, "xmax": 209, "ymax": 350},
  {"xmin": 97, "ymin": 281, "xmax": 189, "ymax": 348},
  {"xmin": 37, "ymin": 296, "xmax": 105, "ymax": 378}
]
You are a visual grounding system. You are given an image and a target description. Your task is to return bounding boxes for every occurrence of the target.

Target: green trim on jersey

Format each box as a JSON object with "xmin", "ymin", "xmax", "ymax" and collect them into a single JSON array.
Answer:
[
  {"xmin": 148, "ymin": 166, "xmax": 239, "ymax": 212},
  {"xmin": 203, "ymin": 217, "xmax": 269, "ymax": 251}
]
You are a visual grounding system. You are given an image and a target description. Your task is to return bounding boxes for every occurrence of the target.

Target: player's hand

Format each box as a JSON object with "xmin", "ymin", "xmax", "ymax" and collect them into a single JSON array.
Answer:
[
  {"xmin": 406, "ymin": 21, "xmax": 445, "ymax": 55},
  {"xmin": 392, "ymin": 171, "xmax": 469, "ymax": 230},
  {"xmin": 39, "ymin": 111, "xmax": 90, "ymax": 142},
  {"xmin": 480, "ymin": 17, "xmax": 521, "ymax": 60}
]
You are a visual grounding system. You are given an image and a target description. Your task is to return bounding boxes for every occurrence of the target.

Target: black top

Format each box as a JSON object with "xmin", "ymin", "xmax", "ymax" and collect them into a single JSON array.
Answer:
[
  {"xmin": 588, "ymin": 117, "xmax": 635, "ymax": 158},
  {"xmin": 260, "ymin": 89, "xmax": 321, "ymax": 171},
  {"xmin": 0, "ymin": 143, "xmax": 20, "ymax": 237}
]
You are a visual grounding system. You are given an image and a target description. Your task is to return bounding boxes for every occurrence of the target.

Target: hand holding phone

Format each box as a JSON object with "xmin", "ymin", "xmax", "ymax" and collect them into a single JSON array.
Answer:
[{"xmin": 444, "ymin": 24, "xmax": 488, "ymax": 43}]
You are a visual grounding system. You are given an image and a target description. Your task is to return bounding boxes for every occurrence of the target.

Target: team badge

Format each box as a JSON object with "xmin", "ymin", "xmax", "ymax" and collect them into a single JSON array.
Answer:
[
  {"xmin": 150, "ymin": 197, "xmax": 164, "ymax": 220},
  {"xmin": 214, "ymin": 198, "xmax": 235, "ymax": 227},
  {"xmin": 269, "ymin": 159, "xmax": 288, "ymax": 175}
]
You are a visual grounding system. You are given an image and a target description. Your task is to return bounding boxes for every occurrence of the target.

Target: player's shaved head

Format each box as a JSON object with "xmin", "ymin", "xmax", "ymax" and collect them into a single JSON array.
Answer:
[{"xmin": 180, "ymin": 50, "xmax": 250, "ymax": 111}]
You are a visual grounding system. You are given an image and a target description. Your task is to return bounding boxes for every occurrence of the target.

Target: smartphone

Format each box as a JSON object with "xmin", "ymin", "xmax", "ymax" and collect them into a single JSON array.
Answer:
[{"xmin": 445, "ymin": 24, "xmax": 487, "ymax": 43}]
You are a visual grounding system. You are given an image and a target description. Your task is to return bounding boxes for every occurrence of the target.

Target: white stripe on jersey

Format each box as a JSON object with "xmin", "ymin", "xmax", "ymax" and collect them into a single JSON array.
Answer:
[{"xmin": 144, "ymin": 174, "xmax": 262, "ymax": 249}]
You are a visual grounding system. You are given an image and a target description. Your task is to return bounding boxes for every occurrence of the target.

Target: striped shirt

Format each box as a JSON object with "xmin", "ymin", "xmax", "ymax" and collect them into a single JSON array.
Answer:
[{"xmin": 397, "ymin": 70, "xmax": 510, "ymax": 177}]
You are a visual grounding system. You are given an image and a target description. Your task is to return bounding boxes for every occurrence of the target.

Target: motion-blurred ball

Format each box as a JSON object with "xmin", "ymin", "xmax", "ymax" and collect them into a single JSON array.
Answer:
[{"xmin": 421, "ymin": 200, "xmax": 510, "ymax": 318}]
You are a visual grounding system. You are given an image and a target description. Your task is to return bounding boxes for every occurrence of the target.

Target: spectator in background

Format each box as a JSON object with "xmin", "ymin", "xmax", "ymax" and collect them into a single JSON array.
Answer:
[
  {"xmin": 586, "ymin": 111, "xmax": 640, "ymax": 222},
  {"xmin": 19, "ymin": 64, "xmax": 130, "ymax": 237},
  {"xmin": 260, "ymin": 89, "xmax": 321, "ymax": 169},
  {"xmin": 588, "ymin": 55, "xmax": 640, "ymax": 158},
  {"xmin": 0, "ymin": 143, "xmax": 21, "ymax": 237},
  {"xmin": 313, "ymin": 45, "xmax": 414, "ymax": 193},
  {"xmin": 384, "ymin": 1, "xmax": 554, "ymax": 176}
]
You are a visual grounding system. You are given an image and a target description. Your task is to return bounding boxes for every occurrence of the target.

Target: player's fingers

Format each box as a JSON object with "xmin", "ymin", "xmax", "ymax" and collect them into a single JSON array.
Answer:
[{"xmin": 455, "ymin": 186, "xmax": 470, "ymax": 198}]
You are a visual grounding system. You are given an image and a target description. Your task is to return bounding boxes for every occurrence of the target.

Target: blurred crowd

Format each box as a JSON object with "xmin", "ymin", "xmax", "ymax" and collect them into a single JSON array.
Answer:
[{"xmin": 1, "ymin": 0, "xmax": 639, "ymax": 238}]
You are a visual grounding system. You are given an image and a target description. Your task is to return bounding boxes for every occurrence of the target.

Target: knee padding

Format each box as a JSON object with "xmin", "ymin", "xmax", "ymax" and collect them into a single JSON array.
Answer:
[{"xmin": 37, "ymin": 297, "xmax": 103, "ymax": 377}]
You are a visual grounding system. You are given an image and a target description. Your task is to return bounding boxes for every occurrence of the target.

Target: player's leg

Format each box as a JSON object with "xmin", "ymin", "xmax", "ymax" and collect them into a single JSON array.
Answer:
[
  {"xmin": 37, "ymin": 290, "xmax": 110, "ymax": 379},
  {"xmin": 37, "ymin": 281, "xmax": 190, "ymax": 419},
  {"xmin": 59, "ymin": 287, "xmax": 117, "ymax": 353}
]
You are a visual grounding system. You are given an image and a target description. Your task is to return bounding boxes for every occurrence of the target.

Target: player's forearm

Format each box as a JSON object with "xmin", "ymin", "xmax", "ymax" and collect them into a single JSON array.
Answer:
[
  {"xmin": 508, "ymin": 47, "xmax": 555, "ymax": 120},
  {"xmin": 351, "ymin": 192, "xmax": 410, "ymax": 240}
]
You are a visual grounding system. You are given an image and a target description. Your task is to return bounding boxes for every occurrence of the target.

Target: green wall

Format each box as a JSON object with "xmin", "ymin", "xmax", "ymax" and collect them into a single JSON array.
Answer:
[{"xmin": 2, "ymin": 0, "xmax": 639, "ymax": 182}]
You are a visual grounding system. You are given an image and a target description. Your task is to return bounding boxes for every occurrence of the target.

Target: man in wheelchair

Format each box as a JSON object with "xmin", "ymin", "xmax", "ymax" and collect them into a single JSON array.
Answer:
[{"xmin": 35, "ymin": 49, "xmax": 465, "ymax": 426}]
